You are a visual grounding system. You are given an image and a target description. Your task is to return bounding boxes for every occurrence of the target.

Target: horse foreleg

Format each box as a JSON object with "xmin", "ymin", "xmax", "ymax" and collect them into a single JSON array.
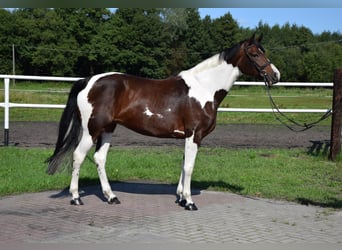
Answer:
[
  {"xmin": 70, "ymin": 132, "xmax": 93, "ymax": 205},
  {"xmin": 176, "ymin": 135, "xmax": 198, "ymax": 210},
  {"xmin": 94, "ymin": 133, "xmax": 120, "ymax": 205}
]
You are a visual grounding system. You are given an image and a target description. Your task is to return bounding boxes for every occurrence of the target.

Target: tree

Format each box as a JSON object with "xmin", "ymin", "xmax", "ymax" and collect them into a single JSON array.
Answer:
[
  {"xmin": 304, "ymin": 43, "xmax": 342, "ymax": 82},
  {"xmin": 62, "ymin": 8, "xmax": 112, "ymax": 76},
  {"xmin": 0, "ymin": 9, "xmax": 15, "ymax": 74},
  {"xmin": 160, "ymin": 8, "xmax": 188, "ymax": 75},
  {"xmin": 0, "ymin": 8, "xmax": 341, "ymax": 81},
  {"xmin": 112, "ymin": 8, "xmax": 168, "ymax": 78},
  {"xmin": 183, "ymin": 8, "xmax": 214, "ymax": 69},
  {"xmin": 13, "ymin": 8, "xmax": 80, "ymax": 76},
  {"xmin": 210, "ymin": 12, "xmax": 240, "ymax": 51}
]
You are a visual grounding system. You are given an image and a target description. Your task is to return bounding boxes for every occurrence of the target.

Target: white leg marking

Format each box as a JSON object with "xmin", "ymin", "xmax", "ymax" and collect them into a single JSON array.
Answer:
[
  {"xmin": 176, "ymin": 160, "xmax": 185, "ymax": 200},
  {"xmin": 70, "ymin": 131, "xmax": 93, "ymax": 200},
  {"xmin": 94, "ymin": 133, "xmax": 116, "ymax": 202},
  {"xmin": 178, "ymin": 134, "xmax": 198, "ymax": 205}
]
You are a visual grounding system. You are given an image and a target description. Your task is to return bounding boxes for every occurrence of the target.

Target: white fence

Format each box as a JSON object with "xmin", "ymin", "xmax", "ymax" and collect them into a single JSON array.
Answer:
[{"xmin": 0, "ymin": 74, "xmax": 333, "ymax": 145}]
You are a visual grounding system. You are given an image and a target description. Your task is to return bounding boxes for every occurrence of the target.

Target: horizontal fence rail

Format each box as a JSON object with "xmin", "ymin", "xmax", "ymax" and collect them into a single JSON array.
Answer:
[{"xmin": 0, "ymin": 74, "xmax": 333, "ymax": 146}]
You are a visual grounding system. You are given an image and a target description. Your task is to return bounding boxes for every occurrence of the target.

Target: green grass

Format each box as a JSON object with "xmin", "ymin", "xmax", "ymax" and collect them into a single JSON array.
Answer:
[{"xmin": 0, "ymin": 146, "xmax": 341, "ymax": 208}]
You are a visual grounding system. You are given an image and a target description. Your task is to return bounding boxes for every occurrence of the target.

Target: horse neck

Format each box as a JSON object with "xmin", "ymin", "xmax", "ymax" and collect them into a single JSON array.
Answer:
[
  {"xmin": 179, "ymin": 54, "xmax": 241, "ymax": 108},
  {"xmin": 184, "ymin": 54, "xmax": 241, "ymax": 92}
]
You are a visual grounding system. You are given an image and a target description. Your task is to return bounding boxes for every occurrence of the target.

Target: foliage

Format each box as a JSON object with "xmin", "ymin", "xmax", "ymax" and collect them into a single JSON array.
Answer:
[{"xmin": 0, "ymin": 8, "xmax": 341, "ymax": 81}]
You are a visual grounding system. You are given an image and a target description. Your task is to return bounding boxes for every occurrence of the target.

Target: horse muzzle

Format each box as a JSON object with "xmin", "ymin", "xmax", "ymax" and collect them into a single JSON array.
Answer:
[
  {"xmin": 263, "ymin": 72, "xmax": 279, "ymax": 86},
  {"xmin": 264, "ymin": 64, "xmax": 281, "ymax": 86}
]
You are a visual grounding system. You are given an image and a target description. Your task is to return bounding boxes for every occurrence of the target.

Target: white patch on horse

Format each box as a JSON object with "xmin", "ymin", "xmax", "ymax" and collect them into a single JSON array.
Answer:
[
  {"xmin": 143, "ymin": 107, "xmax": 153, "ymax": 117},
  {"xmin": 143, "ymin": 107, "xmax": 164, "ymax": 118},
  {"xmin": 173, "ymin": 129, "xmax": 185, "ymax": 135},
  {"xmin": 176, "ymin": 133, "xmax": 198, "ymax": 206},
  {"xmin": 271, "ymin": 63, "xmax": 281, "ymax": 81},
  {"xmin": 178, "ymin": 54, "xmax": 241, "ymax": 108},
  {"xmin": 78, "ymin": 72, "xmax": 120, "ymax": 129}
]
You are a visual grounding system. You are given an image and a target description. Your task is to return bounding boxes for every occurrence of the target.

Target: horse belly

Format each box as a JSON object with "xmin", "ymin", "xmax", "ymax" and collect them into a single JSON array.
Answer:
[{"xmin": 116, "ymin": 109, "xmax": 185, "ymax": 139}]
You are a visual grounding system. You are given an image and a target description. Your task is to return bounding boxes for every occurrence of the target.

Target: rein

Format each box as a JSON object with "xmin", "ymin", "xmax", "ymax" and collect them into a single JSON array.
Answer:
[
  {"xmin": 264, "ymin": 79, "xmax": 332, "ymax": 132},
  {"xmin": 243, "ymin": 43, "xmax": 331, "ymax": 132}
]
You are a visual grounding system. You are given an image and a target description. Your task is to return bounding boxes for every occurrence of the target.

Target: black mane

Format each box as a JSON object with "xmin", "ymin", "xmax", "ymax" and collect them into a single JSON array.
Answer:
[
  {"xmin": 219, "ymin": 42, "xmax": 241, "ymax": 62},
  {"xmin": 219, "ymin": 38, "xmax": 265, "ymax": 63}
]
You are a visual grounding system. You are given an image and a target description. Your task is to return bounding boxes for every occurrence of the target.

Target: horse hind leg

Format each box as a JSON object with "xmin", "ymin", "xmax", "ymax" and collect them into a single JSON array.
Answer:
[
  {"xmin": 94, "ymin": 132, "xmax": 120, "ymax": 204},
  {"xmin": 70, "ymin": 131, "xmax": 93, "ymax": 205}
]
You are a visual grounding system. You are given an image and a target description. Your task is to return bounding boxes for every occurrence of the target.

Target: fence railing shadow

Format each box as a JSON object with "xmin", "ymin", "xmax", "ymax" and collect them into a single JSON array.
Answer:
[{"xmin": 307, "ymin": 140, "xmax": 330, "ymax": 156}]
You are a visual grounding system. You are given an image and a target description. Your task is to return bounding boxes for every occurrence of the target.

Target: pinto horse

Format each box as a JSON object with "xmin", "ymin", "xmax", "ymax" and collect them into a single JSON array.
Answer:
[{"xmin": 47, "ymin": 34, "xmax": 280, "ymax": 210}]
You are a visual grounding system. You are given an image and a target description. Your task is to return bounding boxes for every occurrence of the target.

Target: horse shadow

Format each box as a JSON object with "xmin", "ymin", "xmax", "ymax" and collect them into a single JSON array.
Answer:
[
  {"xmin": 49, "ymin": 179, "xmax": 244, "ymax": 203},
  {"xmin": 48, "ymin": 178, "xmax": 342, "ymax": 209},
  {"xmin": 295, "ymin": 197, "xmax": 342, "ymax": 209}
]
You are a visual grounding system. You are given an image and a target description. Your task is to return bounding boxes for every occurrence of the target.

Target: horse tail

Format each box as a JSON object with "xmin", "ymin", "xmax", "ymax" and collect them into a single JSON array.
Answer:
[{"xmin": 46, "ymin": 78, "xmax": 89, "ymax": 175}]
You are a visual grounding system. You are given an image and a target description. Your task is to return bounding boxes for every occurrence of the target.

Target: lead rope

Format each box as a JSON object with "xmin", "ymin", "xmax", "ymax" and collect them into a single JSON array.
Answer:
[{"xmin": 264, "ymin": 79, "xmax": 332, "ymax": 132}]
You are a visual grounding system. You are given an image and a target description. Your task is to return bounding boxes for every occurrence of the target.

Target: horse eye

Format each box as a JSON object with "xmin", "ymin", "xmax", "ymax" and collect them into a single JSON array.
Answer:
[{"xmin": 252, "ymin": 53, "xmax": 259, "ymax": 58}]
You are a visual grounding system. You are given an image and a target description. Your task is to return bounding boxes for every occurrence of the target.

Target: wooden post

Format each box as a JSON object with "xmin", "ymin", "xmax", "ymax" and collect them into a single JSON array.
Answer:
[{"xmin": 329, "ymin": 68, "xmax": 342, "ymax": 161}]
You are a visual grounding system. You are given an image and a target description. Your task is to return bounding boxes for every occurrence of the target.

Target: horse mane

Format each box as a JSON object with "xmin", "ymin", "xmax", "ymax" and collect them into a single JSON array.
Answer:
[
  {"xmin": 188, "ymin": 43, "xmax": 241, "ymax": 74},
  {"xmin": 181, "ymin": 38, "xmax": 265, "ymax": 75},
  {"xmin": 219, "ymin": 42, "xmax": 242, "ymax": 63},
  {"xmin": 219, "ymin": 38, "xmax": 266, "ymax": 64}
]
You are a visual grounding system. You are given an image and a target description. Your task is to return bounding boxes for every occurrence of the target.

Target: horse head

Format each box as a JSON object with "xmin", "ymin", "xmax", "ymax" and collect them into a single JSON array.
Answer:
[{"xmin": 232, "ymin": 33, "xmax": 280, "ymax": 86}]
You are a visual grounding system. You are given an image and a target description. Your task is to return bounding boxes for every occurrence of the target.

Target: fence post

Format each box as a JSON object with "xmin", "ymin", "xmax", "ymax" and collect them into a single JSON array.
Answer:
[
  {"xmin": 4, "ymin": 78, "xmax": 10, "ymax": 146},
  {"xmin": 329, "ymin": 68, "xmax": 342, "ymax": 161}
]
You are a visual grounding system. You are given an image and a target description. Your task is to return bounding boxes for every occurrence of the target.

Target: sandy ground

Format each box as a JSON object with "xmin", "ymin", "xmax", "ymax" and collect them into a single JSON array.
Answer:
[{"xmin": 0, "ymin": 122, "xmax": 331, "ymax": 152}]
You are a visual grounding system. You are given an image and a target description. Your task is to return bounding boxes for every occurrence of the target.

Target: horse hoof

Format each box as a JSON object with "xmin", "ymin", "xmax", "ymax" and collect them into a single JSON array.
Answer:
[
  {"xmin": 70, "ymin": 197, "xmax": 84, "ymax": 205},
  {"xmin": 176, "ymin": 199, "xmax": 187, "ymax": 207},
  {"xmin": 185, "ymin": 203, "xmax": 198, "ymax": 211},
  {"xmin": 108, "ymin": 197, "xmax": 120, "ymax": 204}
]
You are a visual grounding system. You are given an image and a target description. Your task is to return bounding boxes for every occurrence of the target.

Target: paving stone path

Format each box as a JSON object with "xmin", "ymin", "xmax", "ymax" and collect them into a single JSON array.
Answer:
[{"xmin": 0, "ymin": 182, "xmax": 341, "ymax": 243}]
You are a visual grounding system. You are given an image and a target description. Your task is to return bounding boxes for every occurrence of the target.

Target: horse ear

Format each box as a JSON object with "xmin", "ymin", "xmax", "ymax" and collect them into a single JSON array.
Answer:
[
  {"xmin": 248, "ymin": 32, "xmax": 256, "ymax": 45},
  {"xmin": 257, "ymin": 33, "xmax": 263, "ymax": 43}
]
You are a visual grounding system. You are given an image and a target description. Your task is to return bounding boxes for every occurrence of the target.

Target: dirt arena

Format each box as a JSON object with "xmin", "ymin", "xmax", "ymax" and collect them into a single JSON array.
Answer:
[{"xmin": 0, "ymin": 122, "xmax": 331, "ymax": 152}]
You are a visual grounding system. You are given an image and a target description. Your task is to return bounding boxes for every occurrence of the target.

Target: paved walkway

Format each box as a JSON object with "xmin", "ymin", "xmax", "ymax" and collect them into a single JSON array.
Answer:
[{"xmin": 0, "ymin": 182, "xmax": 341, "ymax": 243}]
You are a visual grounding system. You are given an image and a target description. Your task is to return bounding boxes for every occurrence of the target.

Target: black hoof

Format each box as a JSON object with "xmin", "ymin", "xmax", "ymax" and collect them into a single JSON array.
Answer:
[
  {"xmin": 176, "ymin": 199, "xmax": 187, "ymax": 207},
  {"xmin": 108, "ymin": 197, "xmax": 120, "ymax": 204},
  {"xmin": 70, "ymin": 197, "xmax": 84, "ymax": 205},
  {"xmin": 185, "ymin": 203, "xmax": 198, "ymax": 211}
]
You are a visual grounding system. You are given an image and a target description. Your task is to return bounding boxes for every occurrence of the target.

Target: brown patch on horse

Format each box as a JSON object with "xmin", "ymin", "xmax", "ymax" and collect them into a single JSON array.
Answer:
[
  {"xmin": 191, "ymin": 89, "xmax": 228, "ymax": 145},
  {"xmin": 87, "ymin": 74, "xmax": 192, "ymax": 141},
  {"xmin": 86, "ymin": 74, "xmax": 229, "ymax": 146}
]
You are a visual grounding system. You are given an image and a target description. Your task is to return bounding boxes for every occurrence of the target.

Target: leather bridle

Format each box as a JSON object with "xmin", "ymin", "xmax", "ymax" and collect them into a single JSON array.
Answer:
[{"xmin": 244, "ymin": 45, "xmax": 273, "ymax": 85}]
